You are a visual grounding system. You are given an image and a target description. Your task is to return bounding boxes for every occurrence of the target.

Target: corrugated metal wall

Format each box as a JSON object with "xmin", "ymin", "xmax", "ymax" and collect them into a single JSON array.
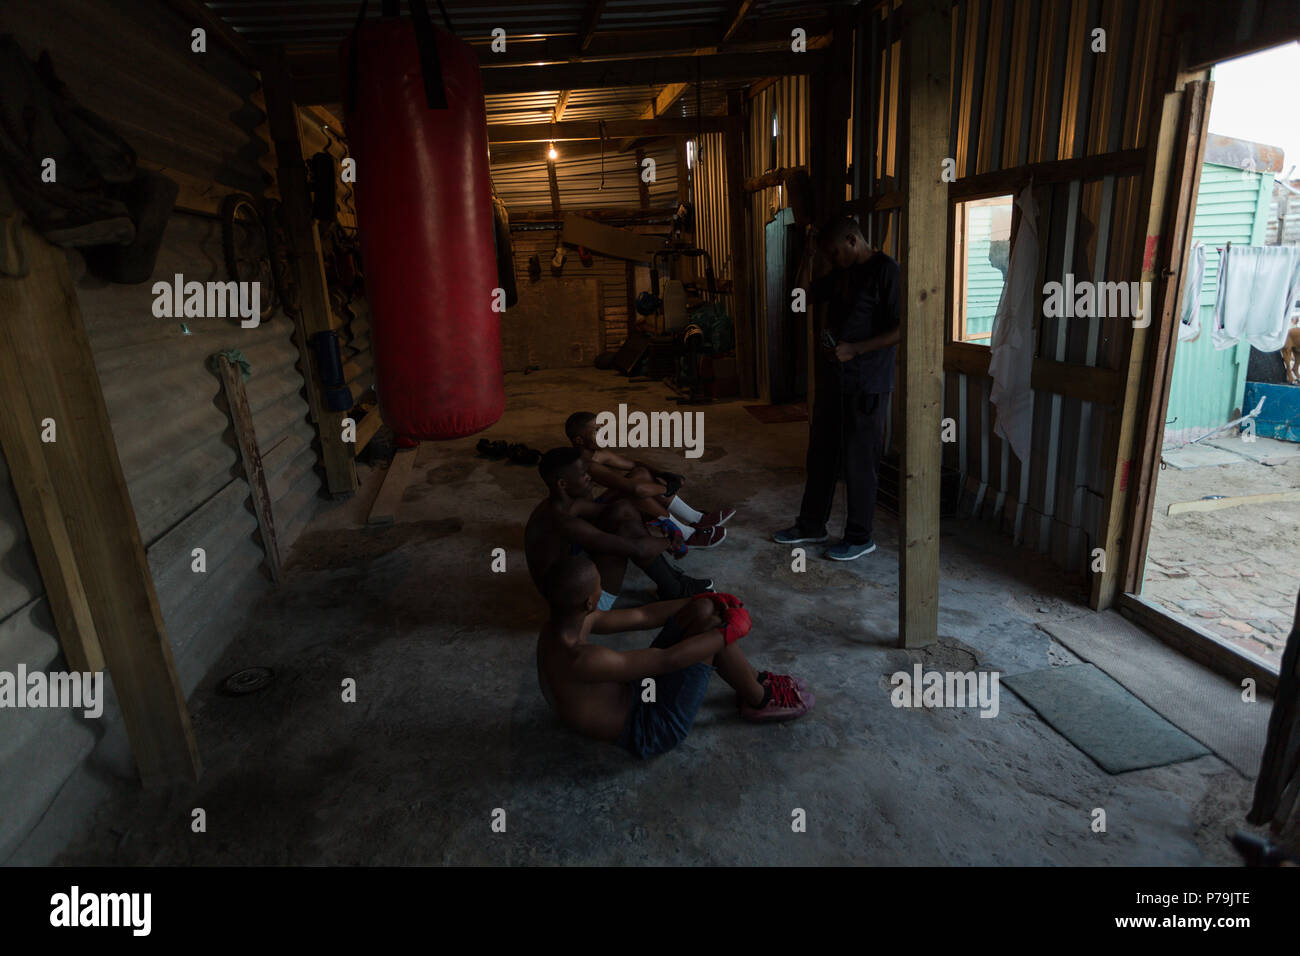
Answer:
[
  {"xmin": 746, "ymin": 76, "xmax": 810, "ymax": 401},
  {"xmin": 693, "ymin": 132, "xmax": 732, "ymax": 296},
  {"xmin": 1164, "ymin": 163, "xmax": 1272, "ymax": 444},
  {"xmin": 848, "ymin": 0, "xmax": 1166, "ymax": 572},
  {"xmin": 0, "ymin": 0, "xmax": 320, "ymax": 861}
]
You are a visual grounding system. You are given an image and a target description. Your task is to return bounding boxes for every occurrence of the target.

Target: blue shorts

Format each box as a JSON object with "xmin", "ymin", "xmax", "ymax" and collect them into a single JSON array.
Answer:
[{"xmin": 616, "ymin": 617, "xmax": 713, "ymax": 758}]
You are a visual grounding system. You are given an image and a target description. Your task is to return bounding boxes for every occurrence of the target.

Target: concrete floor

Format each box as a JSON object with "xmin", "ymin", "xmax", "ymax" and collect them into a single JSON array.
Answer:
[{"xmin": 52, "ymin": 368, "xmax": 1264, "ymax": 865}]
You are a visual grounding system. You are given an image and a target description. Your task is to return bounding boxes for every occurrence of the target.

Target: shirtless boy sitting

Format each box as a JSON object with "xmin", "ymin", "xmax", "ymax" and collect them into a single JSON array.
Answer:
[
  {"xmin": 525, "ymin": 447, "xmax": 712, "ymax": 608},
  {"xmin": 564, "ymin": 411, "xmax": 735, "ymax": 557},
  {"xmin": 537, "ymin": 554, "xmax": 814, "ymax": 757}
]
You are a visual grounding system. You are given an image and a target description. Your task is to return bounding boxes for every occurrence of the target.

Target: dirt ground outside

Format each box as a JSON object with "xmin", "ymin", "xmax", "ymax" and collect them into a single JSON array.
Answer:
[{"xmin": 1143, "ymin": 434, "xmax": 1300, "ymax": 670}]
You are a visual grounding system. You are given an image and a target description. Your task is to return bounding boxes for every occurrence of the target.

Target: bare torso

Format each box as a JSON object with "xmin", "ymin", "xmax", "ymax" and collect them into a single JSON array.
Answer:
[{"xmin": 536, "ymin": 622, "xmax": 637, "ymax": 741}]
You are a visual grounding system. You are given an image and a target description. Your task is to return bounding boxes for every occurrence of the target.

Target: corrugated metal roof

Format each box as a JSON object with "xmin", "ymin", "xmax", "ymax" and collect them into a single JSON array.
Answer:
[{"xmin": 206, "ymin": 0, "xmax": 854, "ymax": 48}]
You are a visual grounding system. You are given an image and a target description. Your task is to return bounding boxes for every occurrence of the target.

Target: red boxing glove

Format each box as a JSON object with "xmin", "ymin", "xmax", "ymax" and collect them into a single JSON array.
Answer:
[
  {"xmin": 718, "ymin": 607, "xmax": 752, "ymax": 645},
  {"xmin": 694, "ymin": 591, "xmax": 743, "ymax": 611}
]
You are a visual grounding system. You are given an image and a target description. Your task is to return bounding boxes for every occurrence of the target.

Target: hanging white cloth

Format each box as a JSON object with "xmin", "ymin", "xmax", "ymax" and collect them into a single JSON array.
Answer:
[
  {"xmin": 1210, "ymin": 244, "xmax": 1300, "ymax": 352},
  {"xmin": 988, "ymin": 184, "xmax": 1038, "ymax": 464},
  {"xmin": 1177, "ymin": 242, "xmax": 1206, "ymax": 342}
]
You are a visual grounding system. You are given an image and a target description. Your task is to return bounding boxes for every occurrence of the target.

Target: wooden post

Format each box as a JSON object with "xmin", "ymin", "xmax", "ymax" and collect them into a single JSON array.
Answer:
[
  {"xmin": 635, "ymin": 148, "xmax": 650, "ymax": 210},
  {"xmin": 725, "ymin": 93, "xmax": 756, "ymax": 399},
  {"xmin": 898, "ymin": 0, "xmax": 950, "ymax": 649},
  {"xmin": 0, "ymin": 338, "xmax": 104, "ymax": 674},
  {"xmin": 675, "ymin": 137, "xmax": 690, "ymax": 206},
  {"xmin": 260, "ymin": 46, "xmax": 358, "ymax": 497},
  {"xmin": 215, "ymin": 355, "xmax": 282, "ymax": 583},
  {"xmin": 0, "ymin": 224, "xmax": 200, "ymax": 784}
]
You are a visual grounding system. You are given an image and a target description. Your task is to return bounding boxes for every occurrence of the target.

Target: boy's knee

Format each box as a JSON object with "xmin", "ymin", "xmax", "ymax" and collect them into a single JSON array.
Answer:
[{"xmin": 678, "ymin": 598, "xmax": 719, "ymax": 633}]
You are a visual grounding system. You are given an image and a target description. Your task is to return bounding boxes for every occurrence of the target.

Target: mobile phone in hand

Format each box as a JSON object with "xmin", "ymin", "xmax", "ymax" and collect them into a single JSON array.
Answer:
[{"xmin": 820, "ymin": 329, "xmax": 837, "ymax": 351}]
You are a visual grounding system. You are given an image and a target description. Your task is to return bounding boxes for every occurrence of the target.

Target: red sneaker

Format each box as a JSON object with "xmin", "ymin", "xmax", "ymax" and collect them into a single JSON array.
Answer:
[
  {"xmin": 740, "ymin": 674, "xmax": 814, "ymax": 721},
  {"xmin": 697, "ymin": 507, "xmax": 736, "ymax": 528},
  {"xmin": 688, "ymin": 525, "xmax": 726, "ymax": 548}
]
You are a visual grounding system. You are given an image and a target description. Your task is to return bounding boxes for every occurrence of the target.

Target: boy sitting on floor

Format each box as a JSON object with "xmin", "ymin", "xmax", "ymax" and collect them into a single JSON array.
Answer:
[
  {"xmin": 536, "ymin": 554, "xmax": 814, "ymax": 758},
  {"xmin": 564, "ymin": 411, "xmax": 735, "ymax": 557}
]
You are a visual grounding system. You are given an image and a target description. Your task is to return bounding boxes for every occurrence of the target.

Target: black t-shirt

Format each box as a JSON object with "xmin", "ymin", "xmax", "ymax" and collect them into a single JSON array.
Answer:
[{"xmin": 810, "ymin": 252, "xmax": 902, "ymax": 394}]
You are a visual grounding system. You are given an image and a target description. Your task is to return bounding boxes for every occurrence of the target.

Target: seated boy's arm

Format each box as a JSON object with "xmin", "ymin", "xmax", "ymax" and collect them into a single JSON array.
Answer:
[
  {"xmin": 558, "ymin": 514, "xmax": 667, "ymax": 562},
  {"xmin": 587, "ymin": 460, "xmax": 661, "ymax": 498},
  {"xmin": 590, "ymin": 598, "xmax": 690, "ymax": 634},
  {"xmin": 571, "ymin": 632, "xmax": 724, "ymax": 682},
  {"xmin": 593, "ymin": 448, "xmax": 637, "ymax": 471}
]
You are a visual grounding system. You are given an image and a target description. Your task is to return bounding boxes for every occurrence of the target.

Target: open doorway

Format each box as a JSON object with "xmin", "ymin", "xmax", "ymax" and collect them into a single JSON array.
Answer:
[{"xmin": 1132, "ymin": 41, "xmax": 1300, "ymax": 675}]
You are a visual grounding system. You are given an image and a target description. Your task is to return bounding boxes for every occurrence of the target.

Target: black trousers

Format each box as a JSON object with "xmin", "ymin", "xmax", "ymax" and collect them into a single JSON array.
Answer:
[{"xmin": 796, "ymin": 387, "xmax": 890, "ymax": 544}]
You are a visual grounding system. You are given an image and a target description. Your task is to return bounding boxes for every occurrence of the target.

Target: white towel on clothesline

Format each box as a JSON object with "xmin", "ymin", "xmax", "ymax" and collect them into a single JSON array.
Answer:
[
  {"xmin": 1178, "ymin": 242, "xmax": 1205, "ymax": 342},
  {"xmin": 988, "ymin": 184, "xmax": 1037, "ymax": 464},
  {"xmin": 1210, "ymin": 244, "xmax": 1300, "ymax": 352}
]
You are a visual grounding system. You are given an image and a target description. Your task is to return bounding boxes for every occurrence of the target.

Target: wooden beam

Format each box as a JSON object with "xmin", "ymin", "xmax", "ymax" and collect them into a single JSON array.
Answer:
[
  {"xmin": 742, "ymin": 166, "xmax": 809, "ymax": 193},
  {"xmin": 1114, "ymin": 77, "xmax": 1214, "ymax": 605},
  {"xmin": 353, "ymin": 408, "xmax": 384, "ymax": 458},
  {"xmin": 0, "ymin": 223, "xmax": 200, "ymax": 784},
  {"xmin": 635, "ymin": 148, "xmax": 650, "ymax": 210},
  {"xmin": 552, "ymin": 90, "xmax": 571, "ymax": 123},
  {"xmin": 1168, "ymin": 490, "xmax": 1300, "ymax": 517},
  {"xmin": 649, "ymin": 83, "xmax": 690, "ymax": 119},
  {"xmin": 898, "ymin": 0, "xmax": 950, "ymax": 649},
  {"xmin": 261, "ymin": 47, "xmax": 358, "ymax": 497},
  {"xmin": 158, "ymin": 0, "xmax": 259, "ymax": 68},
  {"xmin": 947, "ymin": 148, "xmax": 1148, "ymax": 199},
  {"xmin": 578, "ymin": 0, "xmax": 610, "ymax": 52},
  {"xmin": 721, "ymin": 0, "xmax": 759, "ymax": 45},
  {"xmin": 282, "ymin": 19, "xmax": 835, "ymax": 75},
  {"xmin": 724, "ymin": 91, "xmax": 756, "ymax": 399},
  {"xmin": 478, "ymin": 50, "xmax": 827, "ymax": 94},
  {"xmin": 0, "ymin": 339, "xmax": 104, "ymax": 674},
  {"xmin": 548, "ymin": 157, "xmax": 563, "ymax": 217},
  {"xmin": 1117, "ymin": 593, "xmax": 1277, "ymax": 696},
  {"xmin": 215, "ymin": 355, "xmax": 282, "ymax": 584},
  {"xmin": 508, "ymin": 207, "xmax": 676, "ymax": 224},
  {"xmin": 368, "ymin": 447, "xmax": 418, "ymax": 526},
  {"xmin": 675, "ymin": 137, "xmax": 690, "ymax": 206},
  {"xmin": 296, "ymin": 49, "xmax": 827, "ymax": 103},
  {"xmin": 489, "ymin": 117, "xmax": 729, "ymax": 144}
]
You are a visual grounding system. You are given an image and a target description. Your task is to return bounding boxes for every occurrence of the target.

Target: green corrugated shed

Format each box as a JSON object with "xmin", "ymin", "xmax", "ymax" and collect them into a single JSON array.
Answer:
[
  {"xmin": 963, "ymin": 202, "xmax": 1006, "ymax": 340},
  {"xmin": 1164, "ymin": 161, "xmax": 1273, "ymax": 444}
]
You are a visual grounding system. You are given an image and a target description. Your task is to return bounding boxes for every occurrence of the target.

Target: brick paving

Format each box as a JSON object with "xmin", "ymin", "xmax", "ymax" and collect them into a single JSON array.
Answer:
[{"xmin": 1143, "ymin": 440, "xmax": 1300, "ymax": 669}]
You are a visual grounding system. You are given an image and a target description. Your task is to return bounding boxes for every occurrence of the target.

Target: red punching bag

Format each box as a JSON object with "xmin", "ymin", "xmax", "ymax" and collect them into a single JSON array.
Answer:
[{"xmin": 341, "ymin": 1, "xmax": 503, "ymax": 440}]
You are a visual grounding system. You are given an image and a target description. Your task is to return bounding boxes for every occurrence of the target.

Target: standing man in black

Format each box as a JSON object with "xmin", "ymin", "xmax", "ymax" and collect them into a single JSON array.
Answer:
[{"xmin": 773, "ymin": 215, "xmax": 901, "ymax": 560}]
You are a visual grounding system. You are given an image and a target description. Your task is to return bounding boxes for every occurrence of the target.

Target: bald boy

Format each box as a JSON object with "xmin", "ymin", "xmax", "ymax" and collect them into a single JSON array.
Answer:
[{"xmin": 537, "ymin": 555, "xmax": 814, "ymax": 757}]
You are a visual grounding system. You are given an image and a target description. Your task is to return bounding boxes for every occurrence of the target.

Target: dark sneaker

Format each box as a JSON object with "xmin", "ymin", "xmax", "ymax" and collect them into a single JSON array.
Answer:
[
  {"xmin": 740, "ymin": 674, "xmax": 814, "ymax": 721},
  {"xmin": 660, "ymin": 574, "xmax": 713, "ymax": 600},
  {"xmin": 772, "ymin": 525, "xmax": 828, "ymax": 545},
  {"xmin": 697, "ymin": 507, "xmax": 736, "ymax": 528},
  {"xmin": 825, "ymin": 539, "xmax": 876, "ymax": 561},
  {"xmin": 688, "ymin": 525, "xmax": 726, "ymax": 549}
]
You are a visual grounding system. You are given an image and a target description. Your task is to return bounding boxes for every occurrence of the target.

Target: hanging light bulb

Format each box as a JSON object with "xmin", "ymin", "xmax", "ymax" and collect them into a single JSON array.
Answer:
[{"xmin": 548, "ymin": 142, "xmax": 558, "ymax": 161}]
